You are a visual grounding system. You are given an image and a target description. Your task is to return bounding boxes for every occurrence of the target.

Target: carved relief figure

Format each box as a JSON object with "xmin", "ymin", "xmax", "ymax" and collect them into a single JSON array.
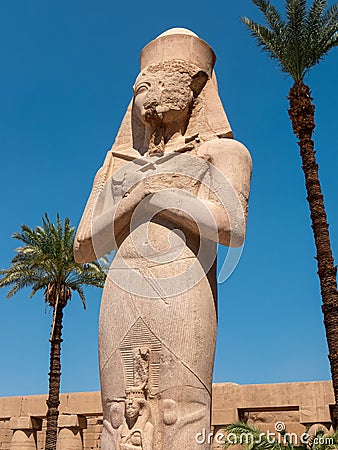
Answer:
[
  {"xmin": 74, "ymin": 28, "xmax": 252, "ymax": 449},
  {"xmin": 118, "ymin": 392, "xmax": 154, "ymax": 450},
  {"xmin": 103, "ymin": 392, "xmax": 153, "ymax": 450},
  {"xmin": 132, "ymin": 347, "xmax": 150, "ymax": 390}
]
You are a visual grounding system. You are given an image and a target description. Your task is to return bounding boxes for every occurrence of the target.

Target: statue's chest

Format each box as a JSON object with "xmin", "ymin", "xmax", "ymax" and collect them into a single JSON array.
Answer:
[{"xmin": 111, "ymin": 152, "xmax": 211, "ymax": 202}]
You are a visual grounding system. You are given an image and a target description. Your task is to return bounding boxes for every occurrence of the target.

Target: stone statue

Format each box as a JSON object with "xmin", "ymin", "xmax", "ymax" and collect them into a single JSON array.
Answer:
[{"xmin": 74, "ymin": 28, "xmax": 252, "ymax": 449}]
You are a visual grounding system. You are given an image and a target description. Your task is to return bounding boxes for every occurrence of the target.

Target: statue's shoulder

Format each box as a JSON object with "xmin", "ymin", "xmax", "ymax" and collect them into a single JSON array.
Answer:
[
  {"xmin": 197, "ymin": 138, "xmax": 252, "ymax": 167},
  {"xmin": 100, "ymin": 148, "xmax": 142, "ymax": 178}
]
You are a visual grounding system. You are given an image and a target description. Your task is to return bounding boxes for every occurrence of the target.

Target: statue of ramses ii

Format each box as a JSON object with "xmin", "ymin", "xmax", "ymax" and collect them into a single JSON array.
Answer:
[{"xmin": 74, "ymin": 28, "xmax": 252, "ymax": 450}]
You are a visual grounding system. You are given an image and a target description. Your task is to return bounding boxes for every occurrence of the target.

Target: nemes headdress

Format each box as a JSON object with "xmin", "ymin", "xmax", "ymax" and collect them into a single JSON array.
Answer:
[{"xmin": 87, "ymin": 27, "xmax": 233, "ymax": 192}]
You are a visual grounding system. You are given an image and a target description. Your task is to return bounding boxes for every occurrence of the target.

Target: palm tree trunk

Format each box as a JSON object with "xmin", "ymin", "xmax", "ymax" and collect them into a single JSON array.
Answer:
[
  {"xmin": 288, "ymin": 81, "xmax": 338, "ymax": 421},
  {"xmin": 45, "ymin": 301, "xmax": 64, "ymax": 450}
]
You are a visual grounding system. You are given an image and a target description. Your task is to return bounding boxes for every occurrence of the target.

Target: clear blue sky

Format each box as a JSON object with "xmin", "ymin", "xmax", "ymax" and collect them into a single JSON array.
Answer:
[{"xmin": 0, "ymin": 0, "xmax": 337, "ymax": 397}]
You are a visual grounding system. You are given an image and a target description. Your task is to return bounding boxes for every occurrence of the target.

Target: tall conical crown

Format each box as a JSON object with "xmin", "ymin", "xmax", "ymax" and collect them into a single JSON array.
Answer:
[{"xmin": 140, "ymin": 28, "xmax": 216, "ymax": 77}]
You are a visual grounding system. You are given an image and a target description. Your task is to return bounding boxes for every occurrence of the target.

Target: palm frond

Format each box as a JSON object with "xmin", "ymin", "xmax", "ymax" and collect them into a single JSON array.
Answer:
[
  {"xmin": 317, "ymin": 4, "xmax": 338, "ymax": 54},
  {"xmin": 68, "ymin": 270, "xmax": 106, "ymax": 289},
  {"xmin": 0, "ymin": 213, "xmax": 106, "ymax": 306},
  {"xmin": 286, "ymin": 0, "xmax": 307, "ymax": 30},
  {"xmin": 242, "ymin": 17, "xmax": 281, "ymax": 60},
  {"xmin": 307, "ymin": 0, "xmax": 327, "ymax": 33},
  {"xmin": 69, "ymin": 284, "xmax": 87, "ymax": 310},
  {"xmin": 252, "ymin": 0, "xmax": 286, "ymax": 33},
  {"xmin": 224, "ymin": 422, "xmax": 284, "ymax": 449},
  {"xmin": 30, "ymin": 278, "xmax": 52, "ymax": 299},
  {"xmin": 323, "ymin": 3, "xmax": 338, "ymax": 30},
  {"xmin": 243, "ymin": 0, "xmax": 338, "ymax": 82}
]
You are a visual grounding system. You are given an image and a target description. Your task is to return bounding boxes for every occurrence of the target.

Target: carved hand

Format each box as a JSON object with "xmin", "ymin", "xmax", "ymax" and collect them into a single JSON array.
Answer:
[
  {"xmin": 75, "ymin": 221, "xmax": 92, "ymax": 244},
  {"xmin": 121, "ymin": 177, "xmax": 152, "ymax": 209}
]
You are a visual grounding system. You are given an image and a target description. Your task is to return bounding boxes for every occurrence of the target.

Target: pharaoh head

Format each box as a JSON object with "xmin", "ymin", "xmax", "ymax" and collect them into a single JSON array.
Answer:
[
  {"xmin": 125, "ymin": 398, "xmax": 142, "ymax": 420},
  {"xmin": 133, "ymin": 61, "xmax": 208, "ymax": 127},
  {"xmin": 110, "ymin": 28, "xmax": 232, "ymax": 157},
  {"xmin": 124, "ymin": 389, "xmax": 151, "ymax": 428}
]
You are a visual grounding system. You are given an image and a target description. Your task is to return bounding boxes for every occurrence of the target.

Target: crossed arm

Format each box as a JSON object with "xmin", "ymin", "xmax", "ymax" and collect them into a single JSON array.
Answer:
[{"xmin": 74, "ymin": 139, "xmax": 252, "ymax": 264}]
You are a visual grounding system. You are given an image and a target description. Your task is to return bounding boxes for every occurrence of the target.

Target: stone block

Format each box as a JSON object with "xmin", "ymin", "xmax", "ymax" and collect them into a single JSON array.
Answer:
[
  {"xmin": 9, "ymin": 416, "xmax": 42, "ymax": 431},
  {"xmin": 300, "ymin": 405, "xmax": 332, "ymax": 424},
  {"xmin": 0, "ymin": 397, "xmax": 22, "ymax": 419},
  {"xmin": 58, "ymin": 414, "xmax": 87, "ymax": 429},
  {"xmin": 59, "ymin": 392, "xmax": 101, "ymax": 415},
  {"xmin": 20, "ymin": 395, "xmax": 48, "ymax": 417},
  {"xmin": 212, "ymin": 408, "xmax": 238, "ymax": 425}
]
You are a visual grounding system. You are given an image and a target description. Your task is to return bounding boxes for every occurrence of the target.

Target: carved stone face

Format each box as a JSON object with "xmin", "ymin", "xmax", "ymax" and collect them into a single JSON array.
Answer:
[
  {"xmin": 125, "ymin": 399, "xmax": 141, "ymax": 420},
  {"xmin": 133, "ymin": 68, "xmax": 193, "ymax": 126}
]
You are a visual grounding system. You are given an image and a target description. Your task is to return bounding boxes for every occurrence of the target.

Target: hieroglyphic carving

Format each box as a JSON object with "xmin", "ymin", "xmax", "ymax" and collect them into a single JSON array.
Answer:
[{"xmin": 119, "ymin": 318, "xmax": 161, "ymax": 397}]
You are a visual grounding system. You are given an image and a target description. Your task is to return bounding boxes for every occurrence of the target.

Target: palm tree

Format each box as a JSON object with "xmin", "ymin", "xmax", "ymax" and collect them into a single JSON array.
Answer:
[
  {"xmin": 0, "ymin": 214, "xmax": 106, "ymax": 450},
  {"xmin": 224, "ymin": 421, "xmax": 338, "ymax": 449},
  {"xmin": 242, "ymin": 0, "xmax": 338, "ymax": 417}
]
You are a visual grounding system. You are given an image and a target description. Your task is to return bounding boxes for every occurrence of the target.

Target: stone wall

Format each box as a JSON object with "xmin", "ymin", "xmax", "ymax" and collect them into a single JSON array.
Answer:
[
  {"xmin": 0, "ymin": 392, "xmax": 102, "ymax": 450},
  {"xmin": 211, "ymin": 381, "xmax": 334, "ymax": 449},
  {"xmin": 0, "ymin": 381, "xmax": 334, "ymax": 449}
]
